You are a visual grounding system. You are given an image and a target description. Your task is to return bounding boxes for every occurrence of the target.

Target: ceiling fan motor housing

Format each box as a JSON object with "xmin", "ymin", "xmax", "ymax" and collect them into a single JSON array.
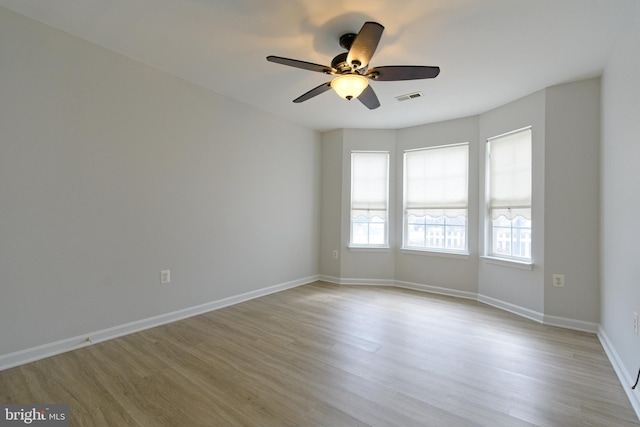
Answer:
[
  {"xmin": 331, "ymin": 52, "xmax": 353, "ymax": 73},
  {"xmin": 339, "ymin": 33, "xmax": 357, "ymax": 50},
  {"xmin": 334, "ymin": 33, "xmax": 363, "ymax": 72}
]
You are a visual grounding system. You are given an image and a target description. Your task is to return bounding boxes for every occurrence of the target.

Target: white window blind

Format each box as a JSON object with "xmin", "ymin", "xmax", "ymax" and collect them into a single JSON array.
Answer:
[
  {"xmin": 488, "ymin": 128, "xmax": 532, "ymax": 220},
  {"xmin": 350, "ymin": 152, "xmax": 389, "ymax": 246},
  {"xmin": 404, "ymin": 143, "xmax": 469, "ymax": 219},
  {"xmin": 351, "ymin": 152, "xmax": 389, "ymax": 219},
  {"xmin": 403, "ymin": 143, "xmax": 468, "ymax": 252}
]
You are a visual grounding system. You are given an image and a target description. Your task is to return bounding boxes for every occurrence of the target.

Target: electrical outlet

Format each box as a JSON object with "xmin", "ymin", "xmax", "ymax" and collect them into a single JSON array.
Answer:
[
  {"xmin": 332, "ymin": 250, "xmax": 339, "ymax": 259},
  {"xmin": 552, "ymin": 274, "xmax": 565, "ymax": 288},
  {"xmin": 634, "ymin": 312, "xmax": 638, "ymax": 335},
  {"xmin": 160, "ymin": 269, "xmax": 171, "ymax": 284}
]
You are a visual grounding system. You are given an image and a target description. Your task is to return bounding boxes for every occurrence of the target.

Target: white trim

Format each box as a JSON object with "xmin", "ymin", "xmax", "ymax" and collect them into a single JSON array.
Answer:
[
  {"xmin": 317, "ymin": 275, "xmax": 341, "ymax": 285},
  {"xmin": 404, "ymin": 141, "xmax": 469, "ymax": 153},
  {"xmin": 400, "ymin": 249, "xmax": 470, "ymax": 260},
  {"xmin": 0, "ymin": 275, "xmax": 317, "ymax": 372},
  {"xmin": 395, "ymin": 280, "xmax": 476, "ymax": 300},
  {"xmin": 477, "ymin": 293, "xmax": 544, "ymax": 323},
  {"xmin": 486, "ymin": 125, "xmax": 533, "ymax": 142},
  {"xmin": 348, "ymin": 246, "xmax": 391, "ymax": 252},
  {"xmin": 481, "ymin": 255, "xmax": 533, "ymax": 270},
  {"xmin": 543, "ymin": 314, "xmax": 599, "ymax": 333},
  {"xmin": 598, "ymin": 328, "xmax": 640, "ymax": 420},
  {"xmin": 338, "ymin": 277, "xmax": 395, "ymax": 287}
]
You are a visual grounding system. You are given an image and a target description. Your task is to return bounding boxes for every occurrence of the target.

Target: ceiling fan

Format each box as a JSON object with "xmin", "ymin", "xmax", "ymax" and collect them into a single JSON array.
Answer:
[{"xmin": 267, "ymin": 21, "xmax": 440, "ymax": 110}]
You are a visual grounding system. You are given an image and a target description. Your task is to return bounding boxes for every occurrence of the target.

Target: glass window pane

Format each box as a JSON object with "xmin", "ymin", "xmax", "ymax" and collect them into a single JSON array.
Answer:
[
  {"xmin": 447, "ymin": 216, "xmax": 466, "ymax": 226},
  {"xmin": 405, "ymin": 214, "xmax": 467, "ymax": 251},
  {"xmin": 491, "ymin": 215, "xmax": 531, "ymax": 259},
  {"xmin": 369, "ymin": 222, "xmax": 386, "ymax": 245},
  {"xmin": 425, "ymin": 216, "xmax": 445, "ymax": 226},
  {"xmin": 492, "ymin": 220, "xmax": 511, "ymax": 256},
  {"xmin": 445, "ymin": 225, "xmax": 466, "ymax": 250},
  {"xmin": 370, "ymin": 215, "xmax": 385, "ymax": 223},
  {"xmin": 407, "ymin": 214, "xmax": 426, "ymax": 226},
  {"xmin": 352, "ymin": 222, "xmax": 369, "ymax": 245},
  {"xmin": 425, "ymin": 224, "xmax": 445, "ymax": 248},
  {"xmin": 407, "ymin": 224, "xmax": 425, "ymax": 247}
]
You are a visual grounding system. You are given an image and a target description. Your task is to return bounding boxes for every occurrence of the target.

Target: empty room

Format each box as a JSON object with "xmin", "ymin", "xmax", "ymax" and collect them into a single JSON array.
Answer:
[{"xmin": 1, "ymin": 0, "xmax": 639, "ymax": 425}]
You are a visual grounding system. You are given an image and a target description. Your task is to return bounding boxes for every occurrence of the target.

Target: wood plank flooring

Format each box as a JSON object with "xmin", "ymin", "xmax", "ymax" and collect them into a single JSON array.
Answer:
[{"xmin": 1, "ymin": 281, "xmax": 638, "ymax": 426}]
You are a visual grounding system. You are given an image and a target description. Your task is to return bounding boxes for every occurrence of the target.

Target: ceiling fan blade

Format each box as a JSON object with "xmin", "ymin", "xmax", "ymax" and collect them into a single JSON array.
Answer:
[
  {"xmin": 366, "ymin": 66, "xmax": 440, "ymax": 81},
  {"xmin": 293, "ymin": 82, "xmax": 332, "ymax": 103},
  {"xmin": 267, "ymin": 56, "xmax": 336, "ymax": 74},
  {"xmin": 346, "ymin": 22, "xmax": 384, "ymax": 70},
  {"xmin": 357, "ymin": 85, "xmax": 381, "ymax": 110}
]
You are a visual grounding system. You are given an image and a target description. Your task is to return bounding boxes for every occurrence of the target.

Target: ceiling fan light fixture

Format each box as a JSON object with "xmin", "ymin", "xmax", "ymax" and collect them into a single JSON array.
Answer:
[
  {"xmin": 330, "ymin": 74, "xmax": 368, "ymax": 100},
  {"xmin": 267, "ymin": 21, "xmax": 440, "ymax": 109}
]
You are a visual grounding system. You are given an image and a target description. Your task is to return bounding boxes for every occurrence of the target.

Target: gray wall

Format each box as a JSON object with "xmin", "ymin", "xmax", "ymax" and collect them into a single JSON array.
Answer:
[
  {"xmin": 0, "ymin": 8, "xmax": 320, "ymax": 356},
  {"xmin": 544, "ymin": 79, "xmax": 601, "ymax": 324},
  {"xmin": 319, "ymin": 129, "xmax": 343, "ymax": 280},
  {"xmin": 601, "ymin": 0, "xmax": 640, "ymax": 389}
]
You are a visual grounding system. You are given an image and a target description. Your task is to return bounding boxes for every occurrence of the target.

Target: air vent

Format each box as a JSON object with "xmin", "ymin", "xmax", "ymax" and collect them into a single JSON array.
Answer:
[{"xmin": 395, "ymin": 92, "xmax": 423, "ymax": 102}]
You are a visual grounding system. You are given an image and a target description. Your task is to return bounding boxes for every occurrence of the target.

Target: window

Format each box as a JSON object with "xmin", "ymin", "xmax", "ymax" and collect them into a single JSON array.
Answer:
[
  {"xmin": 350, "ymin": 151, "xmax": 389, "ymax": 247},
  {"xmin": 486, "ymin": 127, "xmax": 532, "ymax": 260},
  {"xmin": 403, "ymin": 143, "xmax": 469, "ymax": 253}
]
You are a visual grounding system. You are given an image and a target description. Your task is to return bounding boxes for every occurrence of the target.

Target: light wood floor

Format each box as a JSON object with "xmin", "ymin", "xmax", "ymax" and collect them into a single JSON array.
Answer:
[{"xmin": 1, "ymin": 282, "xmax": 638, "ymax": 426}]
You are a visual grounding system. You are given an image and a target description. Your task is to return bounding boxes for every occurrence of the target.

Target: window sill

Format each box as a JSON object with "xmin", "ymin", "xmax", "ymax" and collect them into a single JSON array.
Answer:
[
  {"xmin": 481, "ymin": 256, "xmax": 533, "ymax": 270},
  {"xmin": 348, "ymin": 246, "xmax": 390, "ymax": 253},
  {"xmin": 401, "ymin": 248, "xmax": 469, "ymax": 260}
]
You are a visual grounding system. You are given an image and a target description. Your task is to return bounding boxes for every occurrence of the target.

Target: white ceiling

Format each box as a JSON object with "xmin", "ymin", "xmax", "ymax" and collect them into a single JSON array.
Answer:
[{"xmin": 0, "ymin": 0, "xmax": 625, "ymax": 131}]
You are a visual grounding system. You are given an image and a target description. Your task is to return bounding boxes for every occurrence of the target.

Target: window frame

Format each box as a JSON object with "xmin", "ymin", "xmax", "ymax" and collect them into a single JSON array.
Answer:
[
  {"xmin": 349, "ymin": 151, "xmax": 390, "ymax": 248},
  {"xmin": 402, "ymin": 142, "xmax": 469, "ymax": 255},
  {"xmin": 485, "ymin": 126, "xmax": 533, "ymax": 263}
]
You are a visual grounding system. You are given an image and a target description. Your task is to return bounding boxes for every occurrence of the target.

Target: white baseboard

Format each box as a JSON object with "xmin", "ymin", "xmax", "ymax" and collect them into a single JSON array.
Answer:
[
  {"xmin": 543, "ymin": 313, "xmax": 599, "ymax": 333},
  {"xmin": 477, "ymin": 293, "xmax": 544, "ymax": 324},
  {"xmin": 0, "ymin": 275, "xmax": 317, "ymax": 372},
  {"xmin": 598, "ymin": 328, "xmax": 640, "ymax": 420},
  {"xmin": 338, "ymin": 277, "xmax": 395, "ymax": 286},
  {"xmin": 395, "ymin": 280, "xmax": 477, "ymax": 300},
  {"xmin": 317, "ymin": 274, "xmax": 341, "ymax": 284},
  {"xmin": 317, "ymin": 275, "xmax": 395, "ymax": 287}
]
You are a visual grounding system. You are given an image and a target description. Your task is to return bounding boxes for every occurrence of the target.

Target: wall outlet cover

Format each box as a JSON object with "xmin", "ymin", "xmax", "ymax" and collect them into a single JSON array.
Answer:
[
  {"xmin": 552, "ymin": 274, "xmax": 565, "ymax": 287},
  {"xmin": 160, "ymin": 270, "xmax": 171, "ymax": 284}
]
